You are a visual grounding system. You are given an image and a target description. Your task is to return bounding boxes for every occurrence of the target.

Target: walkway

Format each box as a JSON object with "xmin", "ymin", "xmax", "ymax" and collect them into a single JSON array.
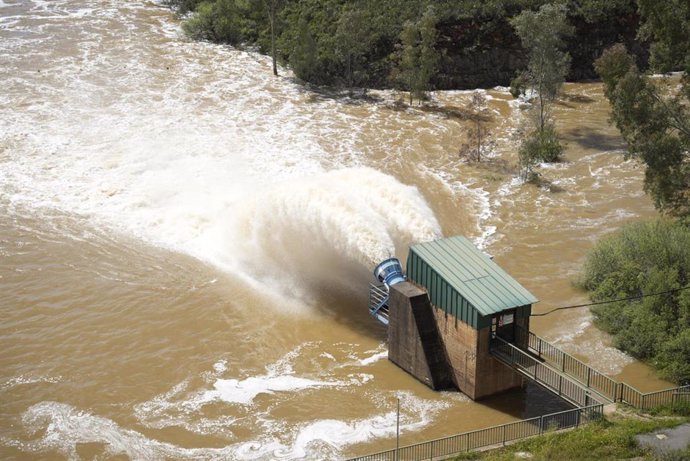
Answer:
[{"xmin": 490, "ymin": 336, "xmax": 607, "ymax": 407}]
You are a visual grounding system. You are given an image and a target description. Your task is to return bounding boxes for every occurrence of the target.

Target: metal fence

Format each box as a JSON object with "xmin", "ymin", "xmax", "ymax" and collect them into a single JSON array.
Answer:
[
  {"xmin": 350, "ymin": 330, "xmax": 690, "ymax": 461},
  {"xmin": 491, "ymin": 337, "xmax": 602, "ymax": 407},
  {"xmin": 346, "ymin": 405, "xmax": 604, "ymax": 461},
  {"xmin": 523, "ymin": 328, "xmax": 619, "ymax": 402},
  {"xmin": 620, "ymin": 383, "xmax": 690, "ymax": 410},
  {"xmin": 522, "ymin": 327, "xmax": 690, "ymax": 410}
]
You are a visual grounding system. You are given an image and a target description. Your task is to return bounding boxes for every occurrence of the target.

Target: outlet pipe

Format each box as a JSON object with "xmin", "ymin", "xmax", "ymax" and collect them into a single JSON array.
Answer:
[{"xmin": 373, "ymin": 258, "xmax": 406, "ymax": 287}]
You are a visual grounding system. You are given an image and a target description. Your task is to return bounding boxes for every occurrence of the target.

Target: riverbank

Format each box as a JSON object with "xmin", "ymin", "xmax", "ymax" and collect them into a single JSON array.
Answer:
[
  {"xmin": 452, "ymin": 405, "xmax": 690, "ymax": 460},
  {"xmin": 170, "ymin": 0, "xmax": 646, "ymax": 89}
]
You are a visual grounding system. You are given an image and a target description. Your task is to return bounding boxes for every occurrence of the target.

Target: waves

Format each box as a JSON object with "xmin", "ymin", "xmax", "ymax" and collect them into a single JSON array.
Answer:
[
  {"xmin": 1, "ymin": 344, "xmax": 457, "ymax": 460},
  {"xmin": 222, "ymin": 168, "xmax": 441, "ymax": 299},
  {"xmin": 0, "ymin": 0, "xmax": 445, "ymax": 306}
]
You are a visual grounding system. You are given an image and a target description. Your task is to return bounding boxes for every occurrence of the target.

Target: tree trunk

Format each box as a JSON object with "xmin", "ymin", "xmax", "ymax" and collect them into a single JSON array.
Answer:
[
  {"xmin": 270, "ymin": 11, "xmax": 277, "ymax": 76},
  {"xmin": 476, "ymin": 120, "xmax": 481, "ymax": 162}
]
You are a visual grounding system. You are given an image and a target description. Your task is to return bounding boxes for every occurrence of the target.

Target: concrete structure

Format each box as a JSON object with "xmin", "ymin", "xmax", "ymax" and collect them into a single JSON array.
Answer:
[{"xmin": 386, "ymin": 236, "xmax": 537, "ymax": 400}]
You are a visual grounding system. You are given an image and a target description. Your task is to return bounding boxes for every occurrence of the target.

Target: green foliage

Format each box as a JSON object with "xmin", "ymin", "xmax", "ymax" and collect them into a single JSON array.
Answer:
[
  {"xmin": 289, "ymin": 16, "xmax": 320, "ymax": 82},
  {"xmin": 335, "ymin": 7, "xmax": 373, "ymax": 90},
  {"xmin": 511, "ymin": 3, "xmax": 572, "ymax": 135},
  {"xmin": 176, "ymin": 0, "xmax": 647, "ymax": 88},
  {"xmin": 279, "ymin": 0, "xmax": 344, "ymax": 84},
  {"xmin": 649, "ymin": 399, "xmax": 690, "ymax": 417},
  {"xmin": 595, "ymin": 42, "xmax": 690, "ymax": 217},
  {"xmin": 393, "ymin": 7, "xmax": 440, "ymax": 104},
  {"xmin": 182, "ymin": 1, "xmax": 215, "ymax": 41},
  {"xmin": 511, "ymin": 3, "xmax": 570, "ymax": 175},
  {"xmin": 595, "ymin": 0, "xmax": 690, "ymax": 218},
  {"xmin": 182, "ymin": 0, "xmax": 259, "ymax": 44},
  {"xmin": 578, "ymin": 219, "xmax": 690, "ymax": 383},
  {"xmin": 518, "ymin": 122, "xmax": 563, "ymax": 180},
  {"xmin": 637, "ymin": 0, "xmax": 690, "ymax": 74}
]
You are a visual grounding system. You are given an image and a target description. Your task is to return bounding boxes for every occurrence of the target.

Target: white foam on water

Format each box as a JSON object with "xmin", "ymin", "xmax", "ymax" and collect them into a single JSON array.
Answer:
[
  {"xmin": 126, "ymin": 345, "xmax": 453, "ymax": 459},
  {"xmin": 16, "ymin": 391, "xmax": 451, "ymax": 461},
  {"xmin": 15, "ymin": 401, "xmax": 263, "ymax": 460},
  {"xmin": 136, "ymin": 344, "xmax": 372, "ymax": 423},
  {"xmin": 358, "ymin": 351, "xmax": 388, "ymax": 366},
  {"xmin": 208, "ymin": 375, "xmax": 348, "ymax": 406},
  {"xmin": 417, "ymin": 165, "xmax": 494, "ymax": 249},
  {"xmin": 546, "ymin": 315, "xmax": 635, "ymax": 375},
  {"xmin": 0, "ymin": 0, "xmax": 443, "ymax": 307},
  {"xmin": 213, "ymin": 360, "xmax": 228, "ymax": 374},
  {"xmin": 0, "ymin": 375, "xmax": 62, "ymax": 391}
]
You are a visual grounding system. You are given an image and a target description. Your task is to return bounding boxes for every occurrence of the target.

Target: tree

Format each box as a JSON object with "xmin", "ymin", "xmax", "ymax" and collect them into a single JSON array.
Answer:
[
  {"xmin": 289, "ymin": 15, "xmax": 319, "ymax": 82},
  {"xmin": 511, "ymin": 3, "xmax": 572, "ymax": 178},
  {"xmin": 335, "ymin": 7, "xmax": 372, "ymax": 92},
  {"xmin": 263, "ymin": 0, "xmax": 283, "ymax": 76},
  {"xmin": 182, "ymin": 0, "xmax": 243, "ymax": 44},
  {"xmin": 594, "ymin": 1, "xmax": 689, "ymax": 217},
  {"xmin": 637, "ymin": 0, "xmax": 690, "ymax": 75},
  {"xmin": 394, "ymin": 7, "xmax": 439, "ymax": 105},
  {"xmin": 511, "ymin": 3, "xmax": 573, "ymax": 133},
  {"xmin": 517, "ymin": 123, "xmax": 562, "ymax": 181},
  {"xmin": 459, "ymin": 91, "xmax": 495, "ymax": 162}
]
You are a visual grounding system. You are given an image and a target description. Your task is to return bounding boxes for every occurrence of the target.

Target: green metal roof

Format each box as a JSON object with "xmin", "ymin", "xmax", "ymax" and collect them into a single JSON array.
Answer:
[{"xmin": 408, "ymin": 236, "xmax": 538, "ymax": 317}]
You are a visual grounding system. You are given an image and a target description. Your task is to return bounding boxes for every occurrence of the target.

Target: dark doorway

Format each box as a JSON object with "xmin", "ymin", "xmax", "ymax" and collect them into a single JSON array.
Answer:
[{"xmin": 495, "ymin": 309, "xmax": 516, "ymax": 343}]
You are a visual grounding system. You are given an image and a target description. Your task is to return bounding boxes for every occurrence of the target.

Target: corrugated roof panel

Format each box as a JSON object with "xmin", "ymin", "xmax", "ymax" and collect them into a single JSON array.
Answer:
[{"xmin": 408, "ymin": 236, "xmax": 538, "ymax": 317}]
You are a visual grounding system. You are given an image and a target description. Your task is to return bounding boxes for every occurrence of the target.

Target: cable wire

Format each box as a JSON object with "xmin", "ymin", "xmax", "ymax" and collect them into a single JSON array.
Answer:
[{"xmin": 530, "ymin": 285, "xmax": 690, "ymax": 317}]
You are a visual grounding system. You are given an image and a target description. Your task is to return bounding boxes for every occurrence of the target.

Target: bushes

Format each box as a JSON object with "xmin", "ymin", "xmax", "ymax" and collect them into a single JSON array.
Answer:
[
  {"xmin": 173, "ymin": 0, "xmax": 646, "ymax": 90},
  {"xmin": 579, "ymin": 219, "xmax": 690, "ymax": 383},
  {"xmin": 518, "ymin": 122, "xmax": 564, "ymax": 181},
  {"xmin": 181, "ymin": 0, "xmax": 256, "ymax": 44}
]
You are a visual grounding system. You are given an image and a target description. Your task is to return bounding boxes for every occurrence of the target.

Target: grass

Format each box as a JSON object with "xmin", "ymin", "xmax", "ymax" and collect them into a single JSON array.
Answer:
[{"xmin": 450, "ymin": 412, "xmax": 690, "ymax": 461}]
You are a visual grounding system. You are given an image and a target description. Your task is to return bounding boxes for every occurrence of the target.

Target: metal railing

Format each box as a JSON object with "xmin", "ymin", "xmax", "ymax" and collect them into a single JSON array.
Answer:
[
  {"xmin": 618, "ymin": 383, "xmax": 690, "ymax": 410},
  {"xmin": 369, "ymin": 283, "xmax": 390, "ymax": 325},
  {"xmin": 521, "ymin": 327, "xmax": 618, "ymax": 402},
  {"xmin": 519, "ymin": 326, "xmax": 690, "ymax": 410},
  {"xmin": 346, "ymin": 404, "xmax": 603, "ymax": 461},
  {"xmin": 490, "ymin": 337, "xmax": 603, "ymax": 407},
  {"xmin": 349, "ymin": 330, "xmax": 689, "ymax": 461}
]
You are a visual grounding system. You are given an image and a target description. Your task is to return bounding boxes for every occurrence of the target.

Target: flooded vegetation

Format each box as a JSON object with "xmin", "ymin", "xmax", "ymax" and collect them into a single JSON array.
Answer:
[{"xmin": 1, "ymin": 0, "xmax": 686, "ymax": 459}]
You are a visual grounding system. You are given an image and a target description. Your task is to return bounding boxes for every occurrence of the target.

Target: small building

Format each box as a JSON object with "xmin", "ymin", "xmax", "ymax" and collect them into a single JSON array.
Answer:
[{"xmin": 386, "ymin": 236, "xmax": 538, "ymax": 400}]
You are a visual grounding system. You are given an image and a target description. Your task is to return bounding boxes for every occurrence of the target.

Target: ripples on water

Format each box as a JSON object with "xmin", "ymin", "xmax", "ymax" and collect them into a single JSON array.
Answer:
[{"xmin": 0, "ymin": 0, "xmax": 670, "ymax": 459}]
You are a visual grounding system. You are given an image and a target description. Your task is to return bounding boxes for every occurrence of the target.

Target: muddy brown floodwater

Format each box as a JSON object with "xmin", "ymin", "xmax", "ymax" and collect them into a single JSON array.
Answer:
[{"xmin": 0, "ymin": 1, "xmax": 672, "ymax": 459}]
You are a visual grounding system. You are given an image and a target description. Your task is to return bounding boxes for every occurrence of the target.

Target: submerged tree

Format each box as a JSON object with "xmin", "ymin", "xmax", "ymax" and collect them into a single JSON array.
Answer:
[
  {"xmin": 595, "ymin": 0, "xmax": 689, "ymax": 217},
  {"xmin": 459, "ymin": 91, "xmax": 495, "ymax": 162},
  {"xmin": 511, "ymin": 3, "xmax": 573, "ymax": 179},
  {"xmin": 393, "ymin": 7, "xmax": 439, "ymax": 105}
]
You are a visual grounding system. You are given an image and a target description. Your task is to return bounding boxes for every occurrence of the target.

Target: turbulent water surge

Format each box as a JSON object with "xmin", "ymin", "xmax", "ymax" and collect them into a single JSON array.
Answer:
[{"xmin": 0, "ymin": 1, "xmax": 674, "ymax": 460}]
